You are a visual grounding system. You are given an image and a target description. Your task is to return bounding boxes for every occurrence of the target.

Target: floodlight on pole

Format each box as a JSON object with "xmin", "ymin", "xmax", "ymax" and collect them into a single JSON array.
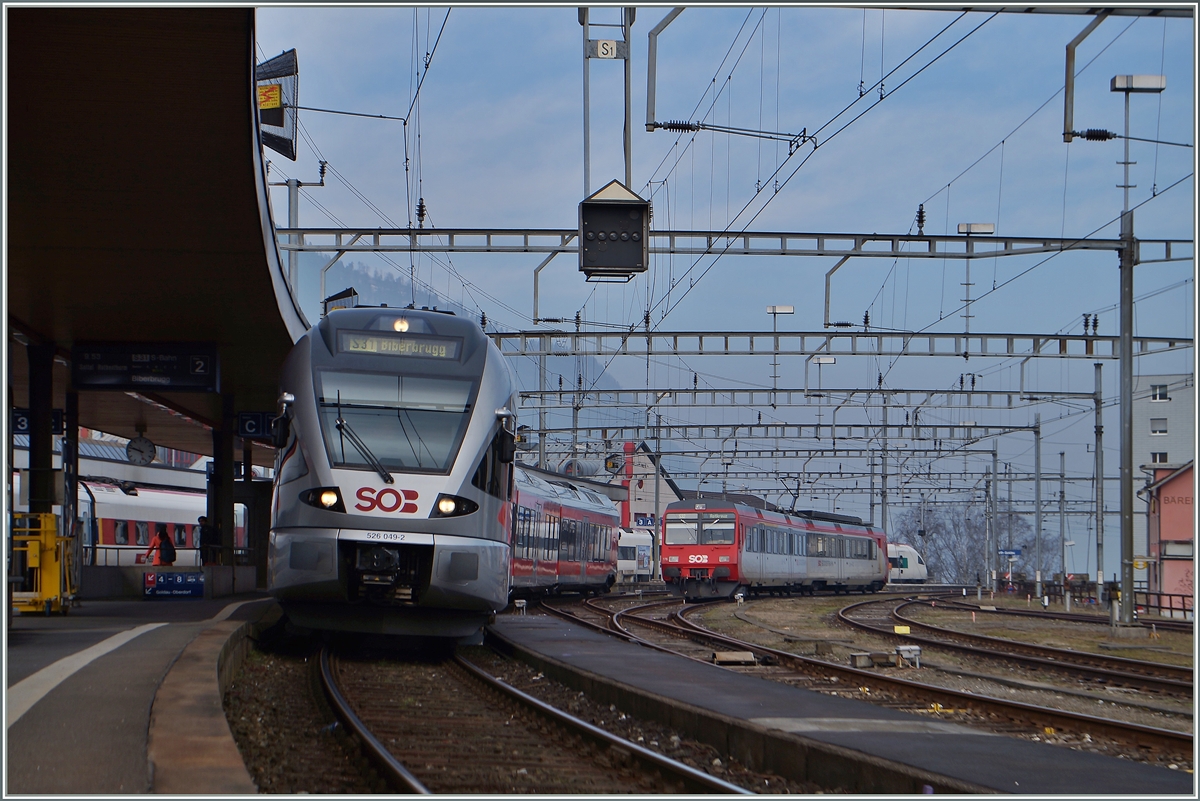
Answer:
[
  {"xmin": 766, "ymin": 305, "xmax": 794, "ymax": 406},
  {"xmin": 1109, "ymin": 73, "xmax": 1165, "ymax": 626},
  {"xmin": 956, "ymin": 224, "xmax": 993, "ymax": 336}
]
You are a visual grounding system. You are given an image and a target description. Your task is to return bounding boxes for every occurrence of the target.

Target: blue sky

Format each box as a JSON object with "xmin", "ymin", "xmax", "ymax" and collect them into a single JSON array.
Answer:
[{"xmin": 255, "ymin": 5, "xmax": 1196, "ymax": 576}]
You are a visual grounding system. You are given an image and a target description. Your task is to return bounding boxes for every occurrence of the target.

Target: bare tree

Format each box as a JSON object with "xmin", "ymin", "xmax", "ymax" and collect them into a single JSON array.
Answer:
[{"xmin": 890, "ymin": 502, "xmax": 1034, "ymax": 584}]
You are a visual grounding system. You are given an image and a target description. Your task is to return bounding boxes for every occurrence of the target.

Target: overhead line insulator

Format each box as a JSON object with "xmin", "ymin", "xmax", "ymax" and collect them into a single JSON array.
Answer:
[{"xmin": 660, "ymin": 120, "xmax": 700, "ymax": 132}]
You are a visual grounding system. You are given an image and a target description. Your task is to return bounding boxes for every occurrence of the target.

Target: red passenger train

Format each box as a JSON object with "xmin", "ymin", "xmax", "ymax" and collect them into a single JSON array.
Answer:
[
  {"xmin": 660, "ymin": 499, "xmax": 888, "ymax": 601},
  {"xmin": 509, "ymin": 465, "xmax": 619, "ymax": 597}
]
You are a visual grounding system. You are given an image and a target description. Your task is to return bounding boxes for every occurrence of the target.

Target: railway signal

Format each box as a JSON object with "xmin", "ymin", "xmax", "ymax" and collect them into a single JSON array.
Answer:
[{"xmin": 579, "ymin": 180, "xmax": 649, "ymax": 281}]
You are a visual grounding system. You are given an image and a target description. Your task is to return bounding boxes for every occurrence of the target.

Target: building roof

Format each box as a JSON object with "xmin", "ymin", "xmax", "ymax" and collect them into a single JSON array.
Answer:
[
  {"xmin": 8, "ymin": 8, "xmax": 306, "ymax": 461},
  {"xmin": 1144, "ymin": 461, "xmax": 1194, "ymax": 494}
]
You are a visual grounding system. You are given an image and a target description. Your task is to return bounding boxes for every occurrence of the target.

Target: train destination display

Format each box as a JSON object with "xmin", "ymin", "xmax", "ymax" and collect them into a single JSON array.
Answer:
[{"xmin": 338, "ymin": 331, "xmax": 461, "ymax": 360}]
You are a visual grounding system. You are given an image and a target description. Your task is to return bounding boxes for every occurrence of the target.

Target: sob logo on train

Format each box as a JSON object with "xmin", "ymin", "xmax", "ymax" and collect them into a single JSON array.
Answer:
[
  {"xmin": 355, "ymin": 487, "xmax": 419, "ymax": 514},
  {"xmin": 687, "ymin": 554, "xmax": 709, "ymax": 563}
]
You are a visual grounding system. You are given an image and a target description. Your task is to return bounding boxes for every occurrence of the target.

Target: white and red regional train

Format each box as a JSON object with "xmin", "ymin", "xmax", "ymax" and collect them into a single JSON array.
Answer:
[
  {"xmin": 510, "ymin": 466, "xmax": 619, "ymax": 597},
  {"xmin": 660, "ymin": 499, "xmax": 888, "ymax": 601}
]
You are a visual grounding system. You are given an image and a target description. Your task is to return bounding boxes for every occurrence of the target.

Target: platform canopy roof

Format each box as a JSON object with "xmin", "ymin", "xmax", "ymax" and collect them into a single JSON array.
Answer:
[{"xmin": 7, "ymin": 8, "xmax": 308, "ymax": 460}]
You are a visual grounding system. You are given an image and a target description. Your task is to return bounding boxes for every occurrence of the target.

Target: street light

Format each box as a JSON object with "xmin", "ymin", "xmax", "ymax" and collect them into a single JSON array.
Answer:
[
  {"xmin": 1110, "ymin": 75, "xmax": 1166, "ymax": 214},
  {"xmin": 1110, "ymin": 73, "xmax": 1165, "ymax": 626},
  {"xmin": 956, "ymin": 224, "xmax": 993, "ymax": 337},
  {"xmin": 766, "ymin": 305, "xmax": 794, "ymax": 407},
  {"xmin": 804, "ymin": 355, "xmax": 835, "ymax": 396}
]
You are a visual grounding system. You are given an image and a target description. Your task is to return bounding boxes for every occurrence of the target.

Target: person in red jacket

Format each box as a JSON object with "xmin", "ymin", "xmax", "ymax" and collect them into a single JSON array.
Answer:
[{"xmin": 145, "ymin": 523, "xmax": 176, "ymax": 566}]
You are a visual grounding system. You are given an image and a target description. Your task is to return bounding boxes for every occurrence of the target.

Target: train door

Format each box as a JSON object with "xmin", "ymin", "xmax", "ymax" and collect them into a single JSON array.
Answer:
[
  {"xmin": 743, "ymin": 524, "xmax": 761, "ymax": 587},
  {"xmin": 540, "ymin": 508, "xmax": 560, "ymax": 589},
  {"xmin": 510, "ymin": 503, "xmax": 533, "ymax": 590},
  {"xmin": 529, "ymin": 500, "xmax": 542, "ymax": 585},
  {"xmin": 580, "ymin": 519, "xmax": 593, "ymax": 584}
]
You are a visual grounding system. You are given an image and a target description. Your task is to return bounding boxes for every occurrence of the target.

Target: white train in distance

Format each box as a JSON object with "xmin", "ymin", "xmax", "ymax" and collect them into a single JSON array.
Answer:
[
  {"xmin": 9, "ymin": 477, "xmax": 212, "ymax": 567},
  {"xmin": 616, "ymin": 528, "xmax": 654, "ymax": 583},
  {"xmin": 887, "ymin": 543, "xmax": 929, "ymax": 584}
]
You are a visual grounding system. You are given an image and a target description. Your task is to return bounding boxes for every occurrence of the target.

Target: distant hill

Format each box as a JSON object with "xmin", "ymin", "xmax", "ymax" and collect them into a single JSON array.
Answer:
[{"xmin": 298, "ymin": 254, "xmax": 476, "ymax": 322}]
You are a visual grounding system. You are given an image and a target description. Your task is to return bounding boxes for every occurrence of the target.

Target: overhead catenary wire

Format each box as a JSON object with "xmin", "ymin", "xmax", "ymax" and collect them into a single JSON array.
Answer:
[
  {"xmin": 876, "ymin": 171, "xmax": 1194, "ymax": 387},
  {"xmin": 579, "ymin": 11, "xmax": 999, "ymax": 408}
]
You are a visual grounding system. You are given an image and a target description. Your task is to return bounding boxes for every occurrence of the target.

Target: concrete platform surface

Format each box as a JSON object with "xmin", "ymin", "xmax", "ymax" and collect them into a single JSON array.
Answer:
[
  {"xmin": 490, "ymin": 613, "xmax": 1195, "ymax": 796},
  {"xmin": 6, "ymin": 595, "xmax": 273, "ymax": 794}
]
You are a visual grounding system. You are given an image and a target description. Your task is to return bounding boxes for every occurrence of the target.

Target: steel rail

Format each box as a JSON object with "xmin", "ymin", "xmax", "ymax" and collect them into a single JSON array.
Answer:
[
  {"xmin": 887, "ymin": 598, "xmax": 1194, "ymax": 690},
  {"xmin": 545, "ymin": 596, "xmax": 1192, "ymax": 758},
  {"xmin": 855, "ymin": 598, "xmax": 1193, "ymax": 695},
  {"xmin": 318, "ymin": 648, "xmax": 431, "ymax": 794},
  {"xmin": 454, "ymin": 652, "xmax": 752, "ymax": 795},
  {"xmin": 669, "ymin": 604, "xmax": 1193, "ymax": 754},
  {"xmin": 938, "ymin": 597, "xmax": 1195, "ymax": 634}
]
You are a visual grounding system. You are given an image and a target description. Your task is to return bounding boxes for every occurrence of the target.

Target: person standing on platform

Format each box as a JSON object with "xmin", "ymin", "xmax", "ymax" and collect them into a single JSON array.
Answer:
[
  {"xmin": 145, "ymin": 523, "xmax": 176, "ymax": 566},
  {"xmin": 196, "ymin": 515, "xmax": 209, "ymax": 564}
]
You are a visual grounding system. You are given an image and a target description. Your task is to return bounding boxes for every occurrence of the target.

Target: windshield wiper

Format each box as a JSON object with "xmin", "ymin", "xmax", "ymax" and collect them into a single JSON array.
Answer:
[
  {"xmin": 335, "ymin": 393, "xmax": 393, "ymax": 484},
  {"xmin": 336, "ymin": 416, "xmax": 394, "ymax": 484}
]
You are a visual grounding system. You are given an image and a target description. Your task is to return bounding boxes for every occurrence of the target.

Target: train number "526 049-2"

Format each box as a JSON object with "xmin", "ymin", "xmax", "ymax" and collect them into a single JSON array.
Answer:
[{"xmin": 687, "ymin": 554, "xmax": 709, "ymax": 563}]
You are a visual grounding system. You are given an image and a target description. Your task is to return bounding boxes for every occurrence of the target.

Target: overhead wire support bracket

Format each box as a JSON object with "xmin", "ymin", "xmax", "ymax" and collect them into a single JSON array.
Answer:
[{"xmin": 650, "ymin": 120, "xmax": 814, "ymax": 153}]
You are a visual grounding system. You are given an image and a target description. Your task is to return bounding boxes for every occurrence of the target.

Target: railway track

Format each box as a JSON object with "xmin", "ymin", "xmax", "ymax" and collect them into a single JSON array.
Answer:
[
  {"xmin": 838, "ymin": 595, "xmax": 1194, "ymax": 697},
  {"xmin": 540, "ymin": 596, "xmax": 1193, "ymax": 762},
  {"xmin": 936, "ymin": 596, "xmax": 1195, "ymax": 634},
  {"xmin": 317, "ymin": 644, "xmax": 750, "ymax": 794}
]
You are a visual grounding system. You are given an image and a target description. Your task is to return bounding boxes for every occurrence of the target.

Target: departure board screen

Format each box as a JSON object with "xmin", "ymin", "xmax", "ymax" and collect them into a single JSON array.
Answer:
[{"xmin": 338, "ymin": 331, "xmax": 462, "ymax": 360}]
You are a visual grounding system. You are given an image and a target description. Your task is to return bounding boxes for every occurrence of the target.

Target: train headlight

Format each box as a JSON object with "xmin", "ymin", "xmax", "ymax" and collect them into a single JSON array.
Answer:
[
  {"xmin": 429, "ymin": 494, "xmax": 479, "ymax": 518},
  {"xmin": 299, "ymin": 487, "xmax": 346, "ymax": 513},
  {"xmin": 394, "ymin": 318, "xmax": 410, "ymax": 332}
]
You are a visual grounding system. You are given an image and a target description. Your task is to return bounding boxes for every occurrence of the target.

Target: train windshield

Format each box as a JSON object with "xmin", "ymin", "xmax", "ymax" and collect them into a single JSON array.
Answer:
[
  {"xmin": 317, "ymin": 370, "xmax": 476, "ymax": 473},
  {"xmin": 664, "ymin": 512, "xmax": 735, "ymax": 545}
]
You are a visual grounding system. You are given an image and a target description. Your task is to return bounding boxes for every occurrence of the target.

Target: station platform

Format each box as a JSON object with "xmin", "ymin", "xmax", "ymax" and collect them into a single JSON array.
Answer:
[
  {"xmin": 5, "ymin": 594, "xmax": 275, "ymax": 794},
  {"xmin": 489, "ymin": 613, "xmax": 1194, "ymax": 795}
]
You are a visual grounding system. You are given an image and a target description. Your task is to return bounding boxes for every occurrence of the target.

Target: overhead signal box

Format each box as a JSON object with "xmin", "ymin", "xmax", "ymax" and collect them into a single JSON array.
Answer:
[{"xmin": 579, "ymin": 180, "xmax": 650, "ymax": 282}]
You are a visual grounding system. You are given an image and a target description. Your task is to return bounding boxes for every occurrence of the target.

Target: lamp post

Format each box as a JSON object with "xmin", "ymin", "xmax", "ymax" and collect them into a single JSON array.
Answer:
[
  {"xmin": 1111, "ymin": 74, "xmax": 1165, "ymax": 625},
  {"xmin": 957, "ymin": 223, "xmax": 995, "ymax": 337},
  {"xmin": 766, "ymin": 305, "xmax": 794, "ymax": 407}
]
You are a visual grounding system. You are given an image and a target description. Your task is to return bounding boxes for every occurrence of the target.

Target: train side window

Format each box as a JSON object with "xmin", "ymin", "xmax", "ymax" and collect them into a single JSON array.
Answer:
[
  {"xmin": 173, "ymin": 524, "xmax": 187, "ymax": 547},
  {"xmin": 559, "ymin": 518, "xmax": 576, "ymax": 562},
  {"xmin": 135, "ymin": 521, "xmax": 149, "ymax": 546},
  {"xmin": 474, "ymin": 429, "xmax": 513, "ymax": 501},
  {"xmin": 115, "ymin": 520, "xmax": 129, "ymax": 545}
]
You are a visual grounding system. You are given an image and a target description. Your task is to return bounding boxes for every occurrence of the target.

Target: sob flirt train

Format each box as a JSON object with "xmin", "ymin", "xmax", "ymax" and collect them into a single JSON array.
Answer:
[
  {"xmin": 267, "ymin": 307, "xmax": 520, "ymax": 640},
  {"xmin": 510, "ymin": 467, "xmax": 619, "ymax": 596},
  {"xmin": 660, "ymin": 500, "xmax": 888, "ymax": 601}
]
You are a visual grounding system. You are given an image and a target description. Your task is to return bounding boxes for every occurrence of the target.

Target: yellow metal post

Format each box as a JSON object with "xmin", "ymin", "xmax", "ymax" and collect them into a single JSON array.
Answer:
[{"xmin": 11, "ymin": 513, "xmax": 72, "ymax": 615}]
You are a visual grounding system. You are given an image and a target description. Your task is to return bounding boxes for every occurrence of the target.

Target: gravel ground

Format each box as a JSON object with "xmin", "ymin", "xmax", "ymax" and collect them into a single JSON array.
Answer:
[
  {"xmin": 692, "ymin": 597, "xmax": 1194, "ymax": 768},
  {"xmin": 224, "ymin": 625, "xmax": 836, "ymax": 793},
  {"xmin": 223, "ymin": 633, "xmax": 386, "ymax": 793},
  {"xmin": 461, "ymin": 644, "xmax": 833, "ymax": 793}
]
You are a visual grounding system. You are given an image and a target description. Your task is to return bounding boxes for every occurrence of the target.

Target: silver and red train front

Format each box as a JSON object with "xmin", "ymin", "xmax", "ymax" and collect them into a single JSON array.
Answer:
[
  {"xmin": 660, "ymin": 502, "xmax": 742, "ymax": 600},
  {"xmin": 267, "ymin": 307, "xmax": 518, "ymax": 641}
]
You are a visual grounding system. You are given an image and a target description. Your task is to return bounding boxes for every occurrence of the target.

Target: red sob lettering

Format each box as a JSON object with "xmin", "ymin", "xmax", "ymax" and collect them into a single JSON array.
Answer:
[{"xmin": 355, "ymin": 487, "xmax": 419, "ymax": 513}]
